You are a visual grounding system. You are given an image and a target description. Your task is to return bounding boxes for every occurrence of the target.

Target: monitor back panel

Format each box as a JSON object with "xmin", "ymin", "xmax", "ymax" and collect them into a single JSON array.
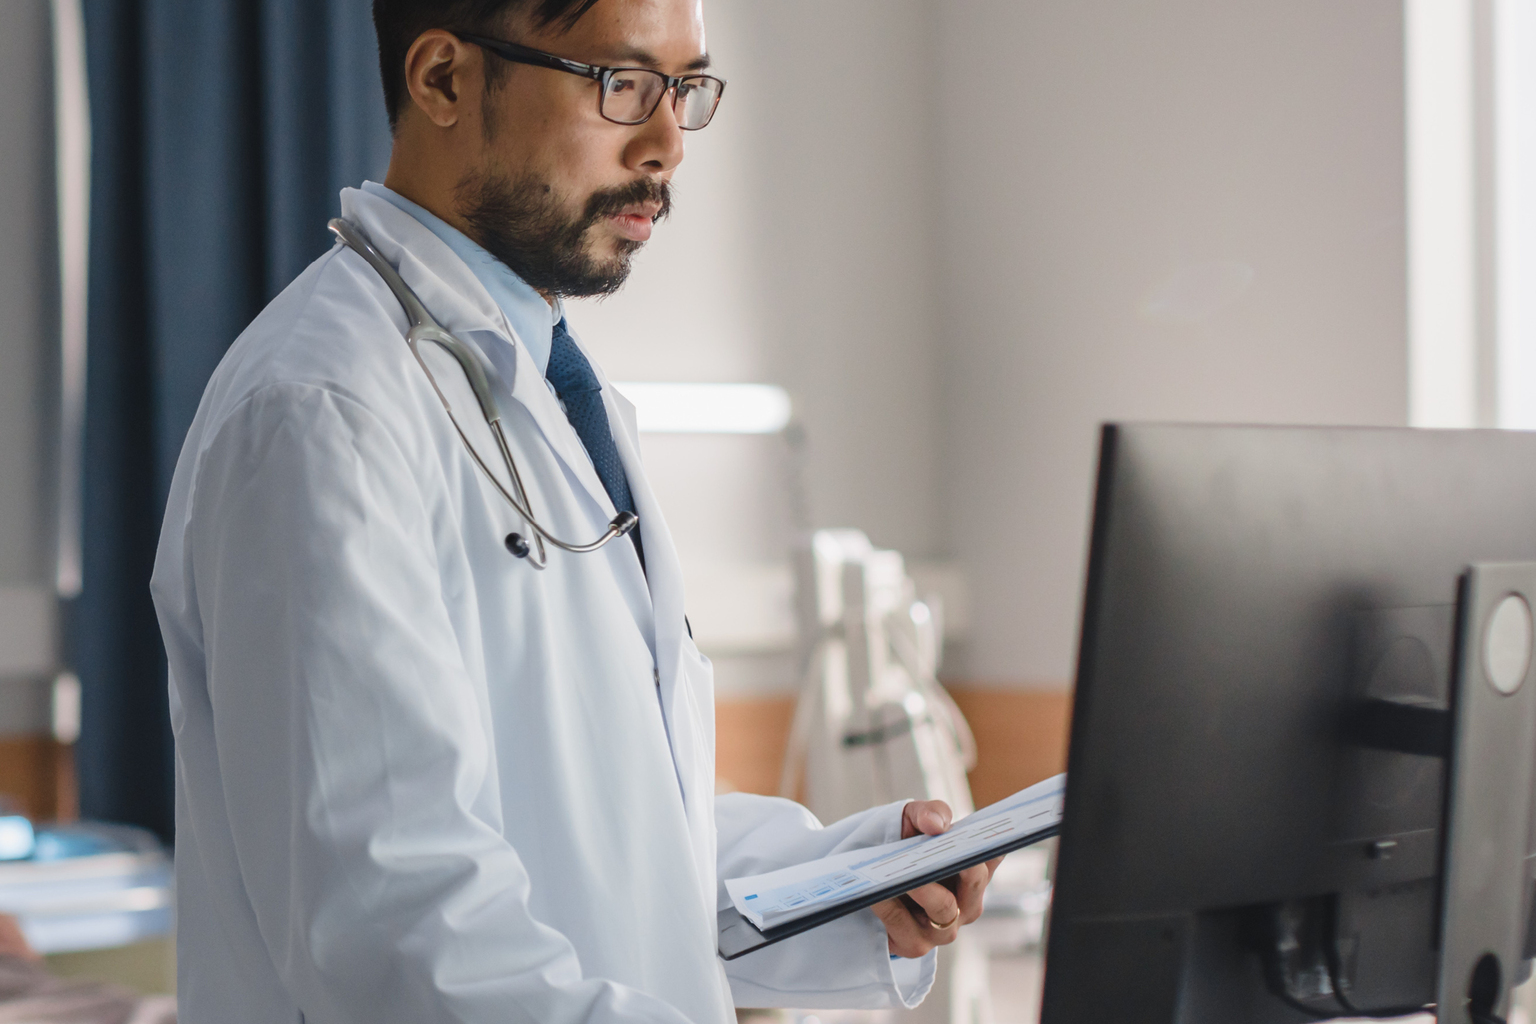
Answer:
[{"xmin": 1041, "ymin": 424, "xmax": 1536, "ymax": 1023}]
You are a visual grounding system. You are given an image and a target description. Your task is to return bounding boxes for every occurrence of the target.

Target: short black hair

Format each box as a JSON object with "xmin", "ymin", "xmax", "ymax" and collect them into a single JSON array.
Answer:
[{"xmin": 373, "ymin": 0, "xmax": 604, "ymax": 131}]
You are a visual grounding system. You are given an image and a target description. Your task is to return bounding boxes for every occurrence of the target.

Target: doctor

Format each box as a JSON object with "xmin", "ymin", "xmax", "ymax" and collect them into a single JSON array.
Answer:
[{"xmin": 151, "ymin": 0, "xmax": 999, "ymax": 1021}]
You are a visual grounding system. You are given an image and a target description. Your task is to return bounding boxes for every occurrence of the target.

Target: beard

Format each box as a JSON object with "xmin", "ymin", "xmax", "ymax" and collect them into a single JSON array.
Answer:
[{"xmin": 454, "ymin": 165, "xmax": 672, "ymax": 299}]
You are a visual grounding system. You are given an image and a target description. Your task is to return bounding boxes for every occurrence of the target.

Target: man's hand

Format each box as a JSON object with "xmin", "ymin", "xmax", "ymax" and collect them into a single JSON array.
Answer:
[{"xmin": 871, "ymin": 800, "xmax": 1001, "ymax": 958}]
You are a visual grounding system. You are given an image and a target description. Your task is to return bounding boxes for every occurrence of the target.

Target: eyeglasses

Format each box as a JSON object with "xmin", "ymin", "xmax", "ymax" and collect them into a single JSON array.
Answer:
[{"xmin": 458, "ymin": 34, "xmax": 726, "ymax": 131}]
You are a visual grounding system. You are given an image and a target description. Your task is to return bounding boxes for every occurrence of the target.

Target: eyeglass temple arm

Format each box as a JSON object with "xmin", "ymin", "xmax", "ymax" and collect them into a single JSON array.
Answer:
[
  {"xmin": 457, "ymin": 35, "xmax": 603, "ymax": 81},
  {"xmin": 458, "ymin": 34, "xmax": 724, "ymax": 113}
]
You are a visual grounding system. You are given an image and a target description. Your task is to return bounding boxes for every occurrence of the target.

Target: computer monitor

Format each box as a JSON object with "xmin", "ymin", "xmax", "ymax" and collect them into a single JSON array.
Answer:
[{"xmin": 1041, "ymin": 425, "xmax": 1536, "ymax": 1024}]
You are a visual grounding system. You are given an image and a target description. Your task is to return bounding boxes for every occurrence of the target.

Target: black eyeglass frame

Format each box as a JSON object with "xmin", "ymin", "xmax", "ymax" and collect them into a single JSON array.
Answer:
[{"xmin": 457, "ymin": 33, "xmax": 726, "ymax": 130}]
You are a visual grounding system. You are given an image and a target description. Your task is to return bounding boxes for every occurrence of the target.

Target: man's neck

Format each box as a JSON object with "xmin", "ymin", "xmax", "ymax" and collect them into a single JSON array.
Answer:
[{"xmin": 382, "ymin": 164, "xmax": 470, "ymax": 240}]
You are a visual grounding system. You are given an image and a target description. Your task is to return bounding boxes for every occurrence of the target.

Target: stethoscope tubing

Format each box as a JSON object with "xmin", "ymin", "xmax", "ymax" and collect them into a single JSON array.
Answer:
[{"xmin": 328, "ymin": 218, "xmax": 638, "ymax": 568}]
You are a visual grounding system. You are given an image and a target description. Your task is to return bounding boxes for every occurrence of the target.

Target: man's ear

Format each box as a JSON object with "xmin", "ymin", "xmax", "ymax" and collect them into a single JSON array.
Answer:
[{"xmin": 402, "ymin": 29, "xmax": 481, "ymax": 129}]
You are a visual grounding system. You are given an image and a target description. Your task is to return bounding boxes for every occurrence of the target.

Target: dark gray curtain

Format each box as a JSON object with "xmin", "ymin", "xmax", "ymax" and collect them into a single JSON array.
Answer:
[{"xmin": 74, "ymin": 0, "xmax": 392, "ymax": 839}]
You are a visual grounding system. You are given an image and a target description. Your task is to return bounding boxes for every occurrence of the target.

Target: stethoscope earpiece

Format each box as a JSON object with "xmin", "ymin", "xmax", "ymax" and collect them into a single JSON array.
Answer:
[{"xmin": 505, "ymin": 533, "xmax": 532, "ymax": 559}]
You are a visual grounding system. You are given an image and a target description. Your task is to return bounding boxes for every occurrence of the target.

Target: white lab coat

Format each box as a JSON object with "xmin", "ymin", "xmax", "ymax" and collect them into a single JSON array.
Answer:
[{"xmin": 151, "ymin": 187, "xmax": 935, "ymax": 1024}]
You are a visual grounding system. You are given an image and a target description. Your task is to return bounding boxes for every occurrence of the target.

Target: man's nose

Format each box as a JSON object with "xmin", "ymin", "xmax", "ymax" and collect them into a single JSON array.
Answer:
[{"xmin": 623, "ymin": 92, "xmax": 686, "ymax": 174}]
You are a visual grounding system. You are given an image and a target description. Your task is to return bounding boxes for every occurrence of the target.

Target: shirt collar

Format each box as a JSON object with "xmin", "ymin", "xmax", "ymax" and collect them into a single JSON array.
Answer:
[{"xmin": 360, "ymin": 180, "xmax": 562, "ymax": 375}]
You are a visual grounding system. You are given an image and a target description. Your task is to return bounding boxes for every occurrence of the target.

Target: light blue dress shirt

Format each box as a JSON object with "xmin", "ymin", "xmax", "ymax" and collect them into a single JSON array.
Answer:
[{"xmin": 361, "ymin": 180, "xmax": 561, "ymax": 375}]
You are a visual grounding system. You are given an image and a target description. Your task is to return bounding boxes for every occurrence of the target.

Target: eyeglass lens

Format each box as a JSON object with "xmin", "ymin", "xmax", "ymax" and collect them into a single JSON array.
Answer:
[{"xmin": 601, "ymin": 70, "xmax": 723, "ymax": 129}]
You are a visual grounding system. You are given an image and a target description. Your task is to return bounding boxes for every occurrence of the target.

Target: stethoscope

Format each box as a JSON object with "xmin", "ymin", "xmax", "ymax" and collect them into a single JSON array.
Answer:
[{"xmin": 328, "ymin": 218, "xmax": 638, "ymax": 569}]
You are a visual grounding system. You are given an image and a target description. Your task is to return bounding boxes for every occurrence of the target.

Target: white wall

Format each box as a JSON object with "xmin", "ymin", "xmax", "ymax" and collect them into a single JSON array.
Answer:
[
  {"xmin": 570, "ymin": 0, "xmax": 949, "ymax": 692},
  {"xmin": 935, "ymin": 0, "xmax": 1410, "ymax": 685},
  {"xmin": 0, "ymin": 0, "xmax": 57, "ymax": 589},
  {"xmin": 571, "ymin": 0, "xmax": 944, "ymax": 566},
  {"xmin": 1493, "ymin": 0, "xmax": 1536, "ymax": 429},
  {"xmin": 1412, "ymin": 0, "xmax": 1536, "ymax": 432},
  {"xmin": 0, "ymin": 0, "xmax": 61, "ymax": 731},
  {"xmin": 570, "ymin": 0, "xmax": 795, "ymax": 576},
  {"xmin": 578, "ymin": 0, "xmax": 1412, "ymax": 693}
]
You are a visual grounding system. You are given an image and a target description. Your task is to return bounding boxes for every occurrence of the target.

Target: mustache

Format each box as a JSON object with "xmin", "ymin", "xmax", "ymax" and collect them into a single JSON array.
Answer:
[{"xmin": 581, "ymin": 178, "xmax": 674, "ymax": 228}]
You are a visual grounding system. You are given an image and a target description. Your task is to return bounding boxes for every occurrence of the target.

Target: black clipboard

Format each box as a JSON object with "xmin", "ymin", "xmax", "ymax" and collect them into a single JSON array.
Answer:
[{"xmin": 716, "ymin": 820, "xmax": 1060, "ymax": 960}]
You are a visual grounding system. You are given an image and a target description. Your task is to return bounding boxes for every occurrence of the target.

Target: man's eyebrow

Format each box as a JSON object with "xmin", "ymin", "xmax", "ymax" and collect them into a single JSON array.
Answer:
[{"xmin": 601, "ymin": 44, "xmax": 712, "ymax": 73}]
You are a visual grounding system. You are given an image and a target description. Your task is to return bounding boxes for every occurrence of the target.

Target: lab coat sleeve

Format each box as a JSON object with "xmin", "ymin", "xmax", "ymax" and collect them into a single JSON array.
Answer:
[
  {"xmin": 184, "ymin": 381, "xmax": 698, "ymax": 1024},
  {"xmin": 714, "ymin": 793, "xmax": 937, "ymax": 1009}
]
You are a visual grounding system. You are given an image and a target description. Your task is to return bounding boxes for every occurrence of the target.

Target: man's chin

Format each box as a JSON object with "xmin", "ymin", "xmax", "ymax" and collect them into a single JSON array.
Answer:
[
  {"xmin": 582, "ymin": 241, "xmax": 642, "ymax": 278},
  {"xmin": 551, "ymin": 252, "xmax": 638, "ymax": 299}
]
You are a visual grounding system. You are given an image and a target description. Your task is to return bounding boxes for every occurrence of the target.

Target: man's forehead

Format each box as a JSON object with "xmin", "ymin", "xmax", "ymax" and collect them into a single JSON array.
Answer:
[
  {"xmin": 597, "ymin": 40, "xmax": 711, "ymax": 72},
  {"xmin": 529, "ymin": 0, "xmax": 708, "ymax": 71}
]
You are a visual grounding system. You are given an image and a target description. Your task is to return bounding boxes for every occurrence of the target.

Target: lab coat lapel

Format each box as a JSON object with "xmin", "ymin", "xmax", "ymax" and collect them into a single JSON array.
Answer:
[
  {"xmin": 339, "ymin": 188, "xmax": 620, "ymax": 521},
  {"xmin": 495, "ymin": 329, "xmax": 624, "ymax": 525},
  {"xmin": 607, "ymin": 389, "xmax": 682, "ymax": 690},
  {"xmin": 340, "ymin": 188, "xmax": 504, "ymax": 341},
  {"xmin": 567, "ymin": 340, "xmax": 678, "ymax": 687},
  {"xmin": 588, "ymin": 355, "xmax": 720, "ymax": 916}
]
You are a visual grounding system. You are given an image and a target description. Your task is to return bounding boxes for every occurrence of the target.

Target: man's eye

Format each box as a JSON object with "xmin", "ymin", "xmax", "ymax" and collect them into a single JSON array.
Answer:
[{"xmin": 608, "ymin": 78, "xmax": 637, "ymax": 95}]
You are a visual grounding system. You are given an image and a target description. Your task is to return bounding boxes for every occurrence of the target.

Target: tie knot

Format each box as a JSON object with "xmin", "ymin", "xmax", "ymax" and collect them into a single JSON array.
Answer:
[{"xmin": 545, "ymin": 318, "xmax": 602, "ymax": 397}]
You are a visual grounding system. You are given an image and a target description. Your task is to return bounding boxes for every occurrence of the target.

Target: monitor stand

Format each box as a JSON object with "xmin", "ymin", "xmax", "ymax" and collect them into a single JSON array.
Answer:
[{"xmin": 1436, "ymin": 562, "xmax": 1536, "ymax": 1024}]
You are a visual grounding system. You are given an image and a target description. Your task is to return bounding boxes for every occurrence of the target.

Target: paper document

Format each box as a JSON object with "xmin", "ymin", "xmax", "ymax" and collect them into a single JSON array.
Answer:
[{"xmin": 725, "ymin": 774, "xmax": 1065, "ymax": 932}]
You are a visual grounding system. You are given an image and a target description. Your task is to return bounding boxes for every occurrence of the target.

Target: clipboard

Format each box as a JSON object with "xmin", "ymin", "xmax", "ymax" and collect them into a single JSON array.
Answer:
[{"xmin": 716, "ymin": 818, "xmax": 1060, "ymax": 960}]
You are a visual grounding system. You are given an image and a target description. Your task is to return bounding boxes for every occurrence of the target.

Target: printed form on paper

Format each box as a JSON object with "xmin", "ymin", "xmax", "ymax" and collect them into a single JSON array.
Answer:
[{"xmin": 725, "ymin": 774, "xmax": 1066, "ymax": 932}]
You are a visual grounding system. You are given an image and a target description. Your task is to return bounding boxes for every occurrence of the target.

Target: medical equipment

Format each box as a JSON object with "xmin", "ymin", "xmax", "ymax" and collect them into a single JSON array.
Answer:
[
  {"xmin": 780, "ymin": 530, "xmax": 976, "ymax": 822},
  {"xmin": 328, "ymin": 218, "xmax": 638, "ymax": 569},
  {"xmin": 780, "ymin": 529, "xmax": 987, "ymax": 1024}
]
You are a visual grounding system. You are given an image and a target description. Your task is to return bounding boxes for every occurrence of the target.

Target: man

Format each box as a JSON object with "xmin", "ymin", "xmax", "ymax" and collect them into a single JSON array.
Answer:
[{"xmin": 151, "ymin": 1, "xmax": 998, "ymax": 1021}]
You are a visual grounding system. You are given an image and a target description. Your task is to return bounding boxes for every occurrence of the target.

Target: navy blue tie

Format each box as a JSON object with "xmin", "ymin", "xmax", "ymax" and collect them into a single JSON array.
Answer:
[{"xmin": 545, "ymin": 319, "xmax": 643, "ymax": 563}]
